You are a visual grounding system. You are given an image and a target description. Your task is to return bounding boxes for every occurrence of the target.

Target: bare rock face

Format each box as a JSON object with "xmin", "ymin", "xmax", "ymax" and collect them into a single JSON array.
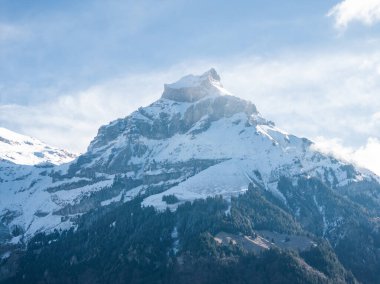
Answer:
[{"xmin": 161, "ymin": 68, "xmax": 225, "ymax": 102}]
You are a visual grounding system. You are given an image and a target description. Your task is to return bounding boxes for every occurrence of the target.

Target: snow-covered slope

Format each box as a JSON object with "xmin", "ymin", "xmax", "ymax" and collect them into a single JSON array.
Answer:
[
  {"xmin": 0, "ymin": 129, "xmax": 77, "ymax": 243},
  {"xmin": 0, "ymin": 127, "xmax": 76, "ymax": 166},
  {"xmin": 1, "ymin": 69, "xmax": 379, "ymax": 244}
]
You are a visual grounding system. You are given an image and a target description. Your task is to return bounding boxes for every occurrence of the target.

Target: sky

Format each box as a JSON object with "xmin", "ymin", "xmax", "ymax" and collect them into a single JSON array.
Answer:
[{"xmin": 1, "ymin": 0, "xmax": 380, "ymax": 174}]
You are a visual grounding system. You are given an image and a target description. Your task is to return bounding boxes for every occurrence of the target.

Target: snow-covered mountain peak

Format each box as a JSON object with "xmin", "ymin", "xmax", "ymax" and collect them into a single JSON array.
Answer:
[
  {"xmin": 166, "ymin": 68, "xmax": 221, "ymax": 89},
  {"xmin": 1, "ymin": 70, "xmax": 380, "ymax": 245},
  {"xmin": 162, "ymin": 68, "xmax": 230, "ymax": 102},
  {"xmin": 0, "ymin": 127, "xmax": 77, "ymax": 165}
]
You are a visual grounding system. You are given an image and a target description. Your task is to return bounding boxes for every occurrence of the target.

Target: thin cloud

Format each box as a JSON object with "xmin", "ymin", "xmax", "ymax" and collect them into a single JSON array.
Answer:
[
  {"xmin": 0, "ymin": 66, "xmax": 207, "ymax": 152},
  {"xmin": 328, "ymin": 0, "xmax": 380, "ymax": 29},
  {"xmin": 0, "ymin": 23, "xmax": 25, "ymax": 42},
  {"xmin": 312, "ymin": 136, "xmax": 380, "ymax": 176},
  {"xmin": 222, "ymin": 51, "xmax": 380, "ymax": 148}
]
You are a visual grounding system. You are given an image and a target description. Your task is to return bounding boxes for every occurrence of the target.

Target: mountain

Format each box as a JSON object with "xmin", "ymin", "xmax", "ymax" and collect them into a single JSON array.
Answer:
[
  {"xmin": 0, "ymin": 127, "xmax": 76, "ymax": 166},
  {"xmin": 0, "ymin": 128, "xmax": 77, "ymax": 247},
  {"xmin": 1, "ymin": 69, "xmax": 380, "ymax": 283}
]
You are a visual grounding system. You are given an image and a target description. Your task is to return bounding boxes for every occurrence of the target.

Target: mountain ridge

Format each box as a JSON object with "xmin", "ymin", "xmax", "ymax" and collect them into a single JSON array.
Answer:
[
  {"xmin": 0, "ymin": 127, "xmax": 77, "ymax": 166},
  {"xmin": 1, "ymin": 69, "xmax": 379, "ymax": 240},
  {"xmin": 1, "ymin": 69, "xmax": 380, "ymax": 283}
]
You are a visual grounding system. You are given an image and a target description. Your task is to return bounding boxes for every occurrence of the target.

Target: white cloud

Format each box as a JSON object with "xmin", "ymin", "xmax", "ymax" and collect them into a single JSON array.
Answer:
[
  {"xmin": 312, "ymin": 136, "xmax": 380, "ymax": 176},
  {"xmin": 0, "ymin": 23, "xmax": 25, "ymax": 42},
  {"xmin": 311, "ymin": 137, "xmax": 355, "ymax": 163},
  {"xmin": 0, "ymin": 74, "xmax": 162, "ymax": 153},
  {"xmin": 328, "ymin": 0, "xmax": 380, "ymax": 29}
]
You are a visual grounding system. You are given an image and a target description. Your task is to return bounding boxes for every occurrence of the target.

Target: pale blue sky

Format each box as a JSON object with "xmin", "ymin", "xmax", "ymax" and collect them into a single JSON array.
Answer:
[
  {"xmin": 1, "ymin": 0, "xmax": 380, "ymax": 174},
  {"xmin": 0, "ymin": 0, "xmax": 372, "ymax": 104}
]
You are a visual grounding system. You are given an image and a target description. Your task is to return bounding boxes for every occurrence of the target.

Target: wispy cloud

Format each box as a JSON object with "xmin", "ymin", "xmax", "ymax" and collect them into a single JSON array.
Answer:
[
  {"xmin": 312, "ymin": 136, "xmax": 380, "ymax": 176},
  {"xmin": 0, "ymin": 67, "xmax": 201, "ymax": 152},
  {"xmin": 328, "ymin": 0, "xmax": 380, "ymax": 29},
  {"xmin": 0, "ymin": 75, "xmax": 162, "ymax": 152},
  {"xmin": 222, "ymin": 51, "xmax": 380, "ymax": 147},
  {"xmin": 0, "ymin": 23, "xmax": 25, "ymax": 42}
]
